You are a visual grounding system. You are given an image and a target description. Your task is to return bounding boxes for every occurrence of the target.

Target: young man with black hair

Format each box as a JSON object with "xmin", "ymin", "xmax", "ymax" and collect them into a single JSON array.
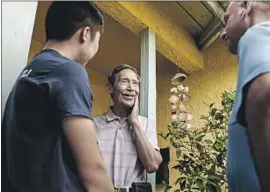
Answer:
[{"xmin": 2, "ymin": 2, "xmax": 114, "ymax": 192}]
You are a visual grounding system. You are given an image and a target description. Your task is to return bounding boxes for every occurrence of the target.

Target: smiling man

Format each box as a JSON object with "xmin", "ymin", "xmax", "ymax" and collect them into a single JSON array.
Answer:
[
  {"xmin": 220, "ymin": 1, "xmax": 270, "ymax": 192},
  {"xmin": 93, "ymin": 64, "xmax": 162, "ymax": 191}
]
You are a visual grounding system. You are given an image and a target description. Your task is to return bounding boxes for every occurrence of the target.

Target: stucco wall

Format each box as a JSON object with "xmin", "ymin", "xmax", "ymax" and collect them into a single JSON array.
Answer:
[
  {"xmin": 188, "ymin": 39, "xmax": 238, "ymax": 128},
  {"xmin": 87, "ymin": 69, "xmax": 111, "ymax": 116}
]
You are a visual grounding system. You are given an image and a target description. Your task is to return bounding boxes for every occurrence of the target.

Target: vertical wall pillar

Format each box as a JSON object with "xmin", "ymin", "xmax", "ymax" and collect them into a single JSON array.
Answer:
[
  {"xmin": 140, "ymin": 28, "xmax": 157, "ymax": 192},
  {"xmin": 2, "ymin": 2, "xmax": 37, "ymax": 114}
]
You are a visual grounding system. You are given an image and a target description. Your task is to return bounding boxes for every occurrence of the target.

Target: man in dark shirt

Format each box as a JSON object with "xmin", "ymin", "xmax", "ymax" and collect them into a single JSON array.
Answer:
[{"xmin": 2, "ymin": 2, "xmax": 114, "ymax": 192}]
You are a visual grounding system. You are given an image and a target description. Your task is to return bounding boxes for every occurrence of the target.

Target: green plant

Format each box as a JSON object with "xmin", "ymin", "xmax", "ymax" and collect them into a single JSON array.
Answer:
[{"xmin": 159, "ymin": 73, "xmax": 235, "ymax": 192}]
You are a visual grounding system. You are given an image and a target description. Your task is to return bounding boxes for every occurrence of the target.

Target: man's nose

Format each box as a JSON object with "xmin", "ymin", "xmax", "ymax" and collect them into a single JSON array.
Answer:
[
  {"xmin": 127, "ymin": 82, "xmax": 134, "ymax": 90},
  {"xmin": 220, "ymin": 28, "xmax": 227, "ymax": 41}
]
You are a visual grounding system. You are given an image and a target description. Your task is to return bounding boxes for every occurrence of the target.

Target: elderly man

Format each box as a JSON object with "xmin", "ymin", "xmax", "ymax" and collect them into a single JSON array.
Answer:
[
  {"xmin": 220, "ymin": 1, "xmax": 270, "ymax": 192},
  {"xmin": 94, "ymin": 64, "xmax": 162, "ymax": 191}
]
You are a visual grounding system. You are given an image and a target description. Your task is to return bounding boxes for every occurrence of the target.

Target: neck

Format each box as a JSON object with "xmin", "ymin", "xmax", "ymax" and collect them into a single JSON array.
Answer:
[
  {"xmin": 44, "ymin": 40, "xmax": 84, "ymax": 65},
  {"xmin": 111, "ymin": 105, "xmax": 130, "ymax": 120}
]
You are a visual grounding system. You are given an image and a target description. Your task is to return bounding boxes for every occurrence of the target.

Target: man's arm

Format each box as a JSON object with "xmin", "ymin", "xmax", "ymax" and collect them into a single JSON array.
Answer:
[
  {"xmin": 63, "ymin": 116, "xmax": 114, "ymax": 192},
  {"xmin": 132, "ymin": 122, "xmax": 163, "ymax": 173},
  {"xmin": 128, "ymin": 97, "xmax": 162, "ymax": 173},
  {"xmin": 245, "ymin": 72, "xmax": 270, "ymax": 192}
]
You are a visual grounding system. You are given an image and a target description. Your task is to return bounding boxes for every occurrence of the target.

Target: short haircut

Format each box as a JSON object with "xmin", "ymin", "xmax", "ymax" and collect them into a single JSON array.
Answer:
[
  {"xmin": 108, "ymin": 64, "xmax": 140, "ymax": 86},
  {"xmin": 45, "ymin": 1, "xmax": 104, "ymax": 42}
]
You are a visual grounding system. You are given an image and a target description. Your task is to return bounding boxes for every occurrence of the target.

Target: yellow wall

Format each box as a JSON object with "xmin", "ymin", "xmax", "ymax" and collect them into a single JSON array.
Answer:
[
  {"xmin": 155, "ymin": 39, "xmax": 238, "ymax": 191},
  {"xmin": 87, "ymin": 69, "xmax": 111, "ymax": 116},
  {"xmin": 188, "ymin": 39, "xmax": 238, "ymax": 128}
]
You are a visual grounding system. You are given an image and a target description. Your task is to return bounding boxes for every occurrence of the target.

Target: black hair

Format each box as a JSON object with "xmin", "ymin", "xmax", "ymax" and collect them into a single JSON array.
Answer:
[
  {"xmin": 45, "ymin": 1, "xmax": 104, "ymax": 42},
  {"xmin": 108, "ymin": 64, "xmax": 140, "ymax": 86}
]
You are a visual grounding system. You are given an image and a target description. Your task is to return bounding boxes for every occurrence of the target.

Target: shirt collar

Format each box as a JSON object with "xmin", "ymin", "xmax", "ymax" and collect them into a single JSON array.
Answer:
[{"xmin": 105, "ymin": 107, "xmax": 128, "ymax": 122}]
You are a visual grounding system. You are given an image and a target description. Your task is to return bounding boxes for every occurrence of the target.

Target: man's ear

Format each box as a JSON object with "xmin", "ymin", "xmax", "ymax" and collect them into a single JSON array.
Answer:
[
  {"xmin": 108, "ymin": 83, "xmax": 113, "ymax": 94},
  {"xmin": 239, "ymin": 1, "xmax": 251, "ymax": 20},
  {"xmin": 245, "ymin": 1, "xmax": 252, "ymax": 16},
  {"xmin": 79, "ymin": 26, "xmax": 90, "ymax": 43}
]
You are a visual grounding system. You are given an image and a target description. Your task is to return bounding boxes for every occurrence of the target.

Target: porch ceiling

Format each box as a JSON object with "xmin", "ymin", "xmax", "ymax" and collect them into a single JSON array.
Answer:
[
  {"xmin": 94, "ymin": 1, "xmax": 229, "ymax": 74},
  {"xmin": 152, "ymin": 1, "xmax": 229, "ymax": 50},
  {"xmin": 95, "ymin": 1, "xmax": 204, "ymax": 74}
]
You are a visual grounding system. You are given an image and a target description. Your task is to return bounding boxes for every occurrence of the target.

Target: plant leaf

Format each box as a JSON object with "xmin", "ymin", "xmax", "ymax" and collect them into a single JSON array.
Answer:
[
  {"xmin": 176, "ymin": 149, "xmax": 182, "ymax": 158},
  {"xmin": 204, "ymin": 139, "xmax": 213, "ymax": 145},
  {"xmin": 210, "ymin": 103, "xmax": 215, "ymax": 108}
]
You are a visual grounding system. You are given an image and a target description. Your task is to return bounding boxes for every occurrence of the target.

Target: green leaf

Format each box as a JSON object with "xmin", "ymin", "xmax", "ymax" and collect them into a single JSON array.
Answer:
[
  {"xmin": 161, "ymin": 180, "xmax": 168, "ymax": 186},
  {"xmin": 210, "ymin": 103, "xmax": 215, "ymax": 108},
  {"xmin": 176, "ymin": 149, "xmax": 182, "ymax": 158},
  {"xmin": 180, "ymin": 179, "xmax": 187, "ymax": 190},
  {"xmin": 196, "ymin": 143, "xmax": 204, "ymax": 153},
  {"xmin": 165, "ymin": 132, "xmax": 171, "ymax": 139},
  {"xmin": 196, "ymin": 179, "xmax": 204, "ymax": 190},
  {"xmin": 204, "ymin": 139, "xmax": 213, "ymax": 145},
  {"xmin": 210, "ymin": 108, "xmax": 217, "ymax": 116},
  {"xmin": 174, "ymin": 176, "xmax": 187, "ymax": 185},
  {"xmin": 196, "ymin": 135, "xmax": 204, "ymax": 142}
]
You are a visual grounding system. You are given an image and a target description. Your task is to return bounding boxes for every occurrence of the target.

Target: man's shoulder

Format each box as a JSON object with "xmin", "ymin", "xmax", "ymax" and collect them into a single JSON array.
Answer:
[{"xmin": 30, "ymin": 50, "xmax": 86, "ymax": 75}]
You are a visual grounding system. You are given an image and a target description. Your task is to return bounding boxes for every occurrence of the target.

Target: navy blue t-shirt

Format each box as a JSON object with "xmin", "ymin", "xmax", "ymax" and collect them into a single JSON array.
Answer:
[{"xmin": 2, "ymin": 49, "xmax": 93, "ymax": 192}]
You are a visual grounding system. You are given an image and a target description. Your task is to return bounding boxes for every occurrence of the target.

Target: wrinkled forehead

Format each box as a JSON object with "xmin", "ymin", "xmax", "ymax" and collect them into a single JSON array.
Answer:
[{"xmin": 117, "ymin": 69, "xmax": 140, "ymax": 81}]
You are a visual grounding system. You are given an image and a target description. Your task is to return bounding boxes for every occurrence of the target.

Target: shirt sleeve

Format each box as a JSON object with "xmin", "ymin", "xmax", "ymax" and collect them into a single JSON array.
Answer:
[
  {"xmin": 48, "ymin": 62, "xmax": 93, "ymax": 120},
  {"xmin": 144, "ymin": 118, "xmax": 160, "ymax": 151},
  {"xmin": 236, "ymin": 23, "xmax": 270, "ymax": 124}
]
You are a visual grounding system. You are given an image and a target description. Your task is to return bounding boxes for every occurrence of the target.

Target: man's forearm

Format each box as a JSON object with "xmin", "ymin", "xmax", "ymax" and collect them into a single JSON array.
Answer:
[
  {"xmin": 81, "ymin": 165, "xmax": 114, "ymax": 192},
  {"xmin": 132, "ymin": 122, "xmax": 162, "ymax": 173}
]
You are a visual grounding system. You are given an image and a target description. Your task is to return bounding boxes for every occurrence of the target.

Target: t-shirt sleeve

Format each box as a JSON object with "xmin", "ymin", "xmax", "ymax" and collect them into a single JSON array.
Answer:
[
  {"xmin": 145, "ymin": 118, "xmax": 160, "ymax": 151},
  {"xmin": 236, "ymin": 23, "xmax": 270, "ymax": 124},
  {"xmin": 48, "ymin": 62, "xmax": 93, "ymax": 120}
]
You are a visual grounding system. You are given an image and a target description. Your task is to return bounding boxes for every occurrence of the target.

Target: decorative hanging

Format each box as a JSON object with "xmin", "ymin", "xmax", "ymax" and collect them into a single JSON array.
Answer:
[{"xmin": 169, "ymin": 72, "xmax": 192, "ymax": 129}]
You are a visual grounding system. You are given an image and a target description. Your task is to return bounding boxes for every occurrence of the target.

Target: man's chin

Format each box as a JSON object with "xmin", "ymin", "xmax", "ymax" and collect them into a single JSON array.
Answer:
[{"xmin": 123, "ymin": 101, "xmax": 134, "ymax": 108}]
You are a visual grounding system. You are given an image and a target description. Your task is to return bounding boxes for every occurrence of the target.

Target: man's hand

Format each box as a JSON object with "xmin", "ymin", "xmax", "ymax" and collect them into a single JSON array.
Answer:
[{"xmin": 128, "ymin": 96, "xmax": 139, "ymax": 126}]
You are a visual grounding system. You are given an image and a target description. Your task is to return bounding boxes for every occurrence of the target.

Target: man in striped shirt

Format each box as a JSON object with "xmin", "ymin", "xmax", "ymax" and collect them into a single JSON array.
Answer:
[{"xmin": 93, "ymin": 64, "xmax": 162, "ymax": 190}]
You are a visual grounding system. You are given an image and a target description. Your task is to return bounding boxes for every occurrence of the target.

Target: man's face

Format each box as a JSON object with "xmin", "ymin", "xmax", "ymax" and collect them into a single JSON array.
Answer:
[
  {"xmin": 220, "ymin": 2, "xmax": 249, "ymax": 54},
  {"xmin": 111, "ymin": 69, "xmax": 140, "ymax": 109}
]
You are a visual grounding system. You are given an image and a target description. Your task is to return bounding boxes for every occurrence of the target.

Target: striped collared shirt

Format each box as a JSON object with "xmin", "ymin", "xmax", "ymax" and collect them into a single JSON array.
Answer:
[{"xmin": 93, "ymin": 107, "xmax": 159, "ymax": 187}]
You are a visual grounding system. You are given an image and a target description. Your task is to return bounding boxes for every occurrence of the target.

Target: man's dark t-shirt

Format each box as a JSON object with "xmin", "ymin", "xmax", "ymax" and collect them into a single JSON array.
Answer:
[{"xmin": 2, "ymin": 49, "xmax": 93, "ymax": 192}]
